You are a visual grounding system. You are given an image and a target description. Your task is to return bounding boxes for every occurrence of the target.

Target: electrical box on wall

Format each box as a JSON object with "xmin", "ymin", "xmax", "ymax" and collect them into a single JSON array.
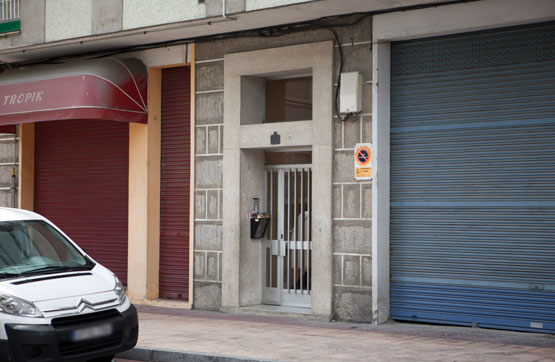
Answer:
[{"xmin": 339, "ymin": 72, "xmax": 362, "ymax": 114}]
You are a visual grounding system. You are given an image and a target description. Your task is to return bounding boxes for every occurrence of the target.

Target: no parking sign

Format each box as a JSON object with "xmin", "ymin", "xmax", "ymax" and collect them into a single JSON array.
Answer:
[{"xmin": 354, "ymin": 143, "xmax": 372, "ymax": 180}]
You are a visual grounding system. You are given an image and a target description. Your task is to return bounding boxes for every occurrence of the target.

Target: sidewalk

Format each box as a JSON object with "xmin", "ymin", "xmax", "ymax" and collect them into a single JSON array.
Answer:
[{"xmin": 117, "ymin": 305, "xmax": 555, "ymax": 362}]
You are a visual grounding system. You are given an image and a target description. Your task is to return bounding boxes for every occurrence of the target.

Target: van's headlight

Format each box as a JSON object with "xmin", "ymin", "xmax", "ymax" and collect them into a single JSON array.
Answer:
[
  {"xmin": 0, "ymin": 294, "xmax": 43, "ymax": 318},
  {"xmin": 114, "ymin": 276, "xmax": 126, "ymax": 305}
]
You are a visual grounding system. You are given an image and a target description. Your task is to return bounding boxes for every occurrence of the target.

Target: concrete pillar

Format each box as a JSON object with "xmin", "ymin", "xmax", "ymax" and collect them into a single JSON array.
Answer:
[
  {"xmin": 310, "ymin": 63, "xmax": 334, "ymax": 317},
  {"xmin": 221, "ymin": 148, "xmax": 241, "ymax": 307},
  {"xmin": 371, "ymin": 41, "xmax": 390, "ymax": 324},
  {"xmin": 221, "ymin": 69, "xmax": 241, "ymax": 306},
  {"xmin": 310, "ymin": 143, "xmax": 333, "ymax": 316},
  {"xmin": 239, "ymin": 149, "xmax": 265, "ymax": 306}
]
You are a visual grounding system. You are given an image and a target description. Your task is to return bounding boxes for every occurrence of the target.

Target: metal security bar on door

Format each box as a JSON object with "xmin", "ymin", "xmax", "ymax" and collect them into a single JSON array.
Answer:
[{"xmin": 264, "ymin": 165, "xmax": 312, "ymax": 308}]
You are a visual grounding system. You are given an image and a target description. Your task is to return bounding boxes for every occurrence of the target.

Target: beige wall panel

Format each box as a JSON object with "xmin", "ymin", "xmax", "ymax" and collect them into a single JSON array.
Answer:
[
  {"xmin": 128, "ymin": 68, "xmax": 161, "ymax": 301},
  {"xmin": 123, "ymin": 0, "xmax": 205, "ymax": 30},
  {"xmin": 45, "ymin": 0, "xmax": 92, "ymax": 42},
  {"xmin": 92, "ymin": 0, "xmax": 123, "ymax": 34},
  {"xmin": 128, "ymin": 122, "xmax": 149, "ymax": 299},
  {"xmin": 121, "ymin": 45, "xmax": 192, "ymax": 68},
  {"xmin": 246, "ymin": 0, "xmax": 310, "ymax": 11}
]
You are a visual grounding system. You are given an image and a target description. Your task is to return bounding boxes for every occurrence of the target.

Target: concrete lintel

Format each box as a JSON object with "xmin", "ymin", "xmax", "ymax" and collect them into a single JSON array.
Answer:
[
  {"xmin": 239, "ymin": 121, "xmax": 312, "ymax": 149},
  {"xmin": 224, "ymin": 41, "xmax": 334, "ymax": 77}
]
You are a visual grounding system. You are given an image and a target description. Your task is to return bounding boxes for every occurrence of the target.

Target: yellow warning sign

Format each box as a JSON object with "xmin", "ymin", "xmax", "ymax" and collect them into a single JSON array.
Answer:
[
  {"xmin": 355, "ymin": 167, "xmax": 372, "ymax": 179},
  {"xmin": 354, "ymin": 143, "xmax": 372, "ymax": 180}
]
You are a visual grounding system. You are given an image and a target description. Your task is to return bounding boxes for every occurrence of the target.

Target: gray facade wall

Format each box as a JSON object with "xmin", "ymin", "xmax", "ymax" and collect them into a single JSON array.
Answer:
[
  {"xmin": 194, "ymin": 15, "xmax": 373, "ymax": 321},
  {"xmin": 0, "ymin": 0, "xmax": 313, "ymax": 52}
]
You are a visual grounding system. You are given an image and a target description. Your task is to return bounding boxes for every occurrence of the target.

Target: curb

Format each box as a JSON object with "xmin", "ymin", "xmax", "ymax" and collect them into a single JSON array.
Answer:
[{"xmin": 117, "ymin": 347, "xmax": 283, "ymax": 362}]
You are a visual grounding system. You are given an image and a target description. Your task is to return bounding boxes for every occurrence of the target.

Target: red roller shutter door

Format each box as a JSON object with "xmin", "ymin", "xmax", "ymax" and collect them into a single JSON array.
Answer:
[
  {"xmin": 159, "ymin": 66, "xmax": 191, "ymax": 300},
  {"xmin": 34, "ymin": 120, "xmax": 129, "ymax": 284}
]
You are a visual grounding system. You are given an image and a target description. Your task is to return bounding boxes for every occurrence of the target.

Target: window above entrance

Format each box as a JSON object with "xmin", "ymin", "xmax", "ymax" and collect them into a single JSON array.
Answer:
[
  {"xmin": 239, "ymin": 70, "xmax": 313, "ymax": 126},
  {"xmin": 265, "ymin": 76, "xmax": 312, "ymax": 123}
]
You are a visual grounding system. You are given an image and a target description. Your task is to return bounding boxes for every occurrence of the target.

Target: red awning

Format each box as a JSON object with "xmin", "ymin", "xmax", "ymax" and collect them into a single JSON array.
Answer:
[{"xmin": 0, "ymin": 58, "xmax": 148, "ymax": 125}]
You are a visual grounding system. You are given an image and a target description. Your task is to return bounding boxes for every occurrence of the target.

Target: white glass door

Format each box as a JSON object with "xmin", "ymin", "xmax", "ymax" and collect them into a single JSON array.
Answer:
[{"xmin": 263, "ymin": 165, "xmax": 312, "ymax": 308}]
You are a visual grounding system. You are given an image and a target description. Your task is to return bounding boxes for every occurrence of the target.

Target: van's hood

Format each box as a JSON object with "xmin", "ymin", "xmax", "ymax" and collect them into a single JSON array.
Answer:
[{"xmin": 0, "ymin": 265, "xmax": 121, "ymax": 316}]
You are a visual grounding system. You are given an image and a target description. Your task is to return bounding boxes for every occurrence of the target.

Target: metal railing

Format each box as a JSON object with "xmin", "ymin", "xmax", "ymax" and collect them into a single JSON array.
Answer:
[{"xmin": 0, "ymin": 0, "xmax": 19, "ymax": 22}]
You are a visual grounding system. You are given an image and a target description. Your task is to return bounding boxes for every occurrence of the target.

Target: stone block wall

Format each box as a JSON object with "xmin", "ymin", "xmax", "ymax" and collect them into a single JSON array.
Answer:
[
  {"xmin": 194, "ymin": 15, "xmax": 373, "ymax": 320},
  {"xmin": 194, "ymin": 56, "xmax": 225, "ymax": 310},
  {"xmin": 0, "ymin": 133, "xmax": 18, "ymax": 208},
  {"xmin": 331, "ymin": 20, "xmax": 373, "ymax": 321}
]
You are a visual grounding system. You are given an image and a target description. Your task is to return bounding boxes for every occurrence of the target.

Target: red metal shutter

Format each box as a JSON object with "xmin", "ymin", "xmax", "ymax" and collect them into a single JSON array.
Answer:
[
  {"xmin": 34, "ymin": 120, "xmax": 129, "ymax": 285},
  {"xmin": 159, "ymin": 66, "xmax": 191, "ymax": 300}
]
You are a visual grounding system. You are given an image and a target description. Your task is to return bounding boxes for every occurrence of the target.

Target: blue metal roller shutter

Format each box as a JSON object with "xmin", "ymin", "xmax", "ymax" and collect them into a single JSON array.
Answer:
[{"xmin": 390, "ymin": 22, "xmax": 555, "ymax": 333}]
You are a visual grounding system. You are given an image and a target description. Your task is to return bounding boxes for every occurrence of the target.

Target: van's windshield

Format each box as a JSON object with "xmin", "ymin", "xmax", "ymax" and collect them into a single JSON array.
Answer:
[{"xmin": 0, "ymin": 220, "xmax": 95, "ymax": 279}]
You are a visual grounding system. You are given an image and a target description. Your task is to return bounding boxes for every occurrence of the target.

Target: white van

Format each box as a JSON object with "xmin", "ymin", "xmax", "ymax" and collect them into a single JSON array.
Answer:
[{"xmin": 0, "ymin": 208, "xmax": 138, "ymax": 362}]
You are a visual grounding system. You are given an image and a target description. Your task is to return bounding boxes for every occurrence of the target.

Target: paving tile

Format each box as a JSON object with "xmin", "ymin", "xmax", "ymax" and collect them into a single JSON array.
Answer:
[{"xmin": 127, "ymin": 307, "xmax": 555, "ymax": 362}]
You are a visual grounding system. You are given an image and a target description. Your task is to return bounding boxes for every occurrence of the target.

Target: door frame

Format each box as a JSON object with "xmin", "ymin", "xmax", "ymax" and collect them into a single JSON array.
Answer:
[{"xmin": 222, "ymin": 41, "xmax": 333, "ymax": 317}]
